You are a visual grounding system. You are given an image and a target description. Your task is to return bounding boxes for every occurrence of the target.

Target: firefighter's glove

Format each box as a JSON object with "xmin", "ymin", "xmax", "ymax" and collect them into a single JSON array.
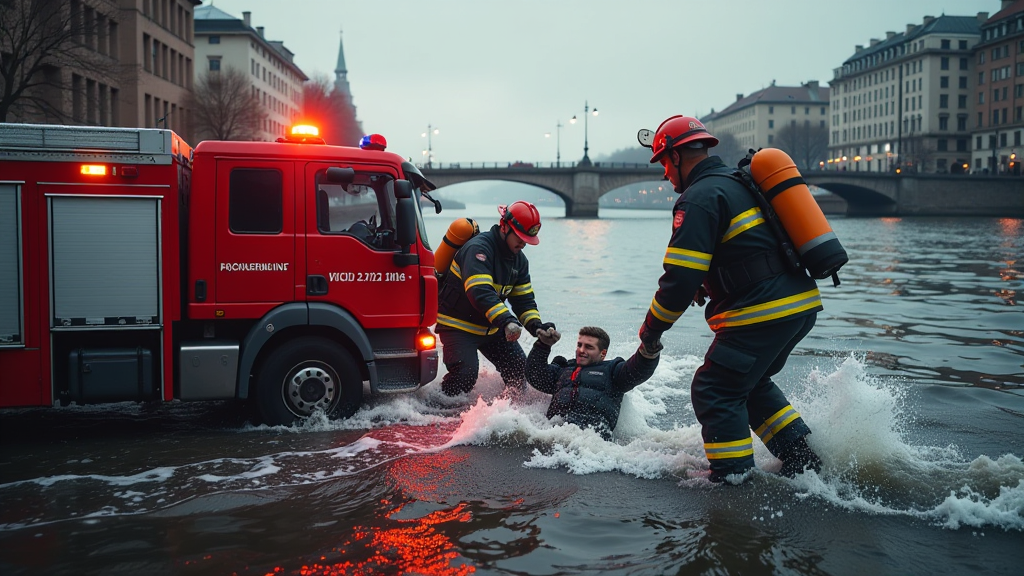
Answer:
[
  {"xmin": 526, "ymin": 320, "xmax": 557, "ymax": 337},
  {"xmin": 691, "ymin": 286, "xmax": 709, "ymax": 307},
  {"xmin": 504, "ymin": 322, "xmax": 523, "ymax": 342},
  {"xmin": 638, "ymin": 343, "xmax": 661, "ymax": 360},
  {"xmin": 639, "ymin": 327, "xmax": 664, "ymax": 356},
  {"xmin": 537, "ymin": 328, "xmax": 561, "ymax": 347}
]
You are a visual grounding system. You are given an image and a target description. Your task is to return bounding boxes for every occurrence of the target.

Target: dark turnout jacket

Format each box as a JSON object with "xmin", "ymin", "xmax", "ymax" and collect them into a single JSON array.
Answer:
[
  {"xmin": 437, "ymin": 225, "xmax": 541, "ymax": 335},
  {"xmin": 526, "ymin": 341, "xmax": 659, "ymax": 437},
  {"xmin": 642, "ymin": 156, "xmax": 822, "ymax": 335}
]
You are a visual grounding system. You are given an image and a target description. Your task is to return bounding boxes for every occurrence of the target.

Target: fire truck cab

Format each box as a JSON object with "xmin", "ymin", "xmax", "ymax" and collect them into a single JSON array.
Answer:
[{"xmin": 0, "ymin": 123, "xmax": 439, "ymax": 425}]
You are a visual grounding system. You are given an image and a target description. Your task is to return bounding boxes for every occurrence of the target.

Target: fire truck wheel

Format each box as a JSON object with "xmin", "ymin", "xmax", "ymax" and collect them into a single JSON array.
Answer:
[{"xmin": 256, "ymin": 336, "xmax": 362, "ymax": 426}]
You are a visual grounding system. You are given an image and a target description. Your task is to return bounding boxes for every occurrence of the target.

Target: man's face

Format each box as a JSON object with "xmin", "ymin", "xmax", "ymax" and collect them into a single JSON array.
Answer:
[
  {"xmin": 503, "ymin": 224, "xmax": 526, "ymax": 254},
  {"xmin": 660, "ymin": 150, "xmax": 682, "ymax": 189},
  {"xmin": 576, "ymin": 335, "xmax": 607, "ymax": 367}
]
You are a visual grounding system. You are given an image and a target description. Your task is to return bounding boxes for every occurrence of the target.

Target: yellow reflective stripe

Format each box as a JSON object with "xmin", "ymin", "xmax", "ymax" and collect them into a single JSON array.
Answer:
[
  {"xmin": 464, "ymin": 274, "xmax": 494, "ymax": 291},
  {"xmin": 450, "ymin": 261, "xmax": 462, "ymax": 279},
  {"xmin": 648, "ymin": 297, "xmax": 683, "ymax": 324},
  {"xmin": 509, "ymin": 283, "xmax": 533, "ymax": 296},
  {"xmin": 707, "ymin": 288, "xmax": 822, "ymax": 331},
  {"xmin": 518, "ymin": 309, "xmax": 540, "ymax": 324},
  {"xmin": 664, "ymin": 247, "xmax": 712, "ymax": 271},
  {"xmin": 436, "ymin": 314, "xmax": 497, "ymax": 336},
  {"xmin": 704, "ymin": 437, "xmax": 754, "ymax": 460},
  {"xmin": 485, "ymin": 302, "xmax": 510, "ymax": 322},
  {"xmin": 754, "ymin": 405, "xmax": 801, "ymax": 444},
  {"xmin": 722, "ymin": 207, "xmax": 764, "ymax": 243}
]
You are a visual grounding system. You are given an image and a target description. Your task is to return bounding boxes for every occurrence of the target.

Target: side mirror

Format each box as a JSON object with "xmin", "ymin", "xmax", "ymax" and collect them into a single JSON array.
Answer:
[
  {"xmin": 393, "ymin": 179, "xmax": 418, "ymax": 266},
  {"xmin": 325, "ymin": 167, "xmax": 355, "ymax": 185},
  {"xmin": 393, "ymin": 179, "xmax": 413, "ymax": 199}
]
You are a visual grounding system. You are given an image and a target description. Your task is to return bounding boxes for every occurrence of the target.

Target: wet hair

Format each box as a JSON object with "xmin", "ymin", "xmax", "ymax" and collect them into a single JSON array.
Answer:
[{"xmin": 578, "ymin": 326, "xmax": 610, "ymax": 352}]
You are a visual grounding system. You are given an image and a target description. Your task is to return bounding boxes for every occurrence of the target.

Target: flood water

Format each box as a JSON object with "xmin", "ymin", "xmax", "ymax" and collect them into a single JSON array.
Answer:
[{"xmin": 1, "ymin": 204, "xmax": 1023, "ymax": 575}]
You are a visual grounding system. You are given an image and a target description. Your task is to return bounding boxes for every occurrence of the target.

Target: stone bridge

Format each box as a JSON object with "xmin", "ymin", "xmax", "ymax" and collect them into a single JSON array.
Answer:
[{"xmin": 421, "ymin": 162, "xmax": 1023, "ymax": 218}]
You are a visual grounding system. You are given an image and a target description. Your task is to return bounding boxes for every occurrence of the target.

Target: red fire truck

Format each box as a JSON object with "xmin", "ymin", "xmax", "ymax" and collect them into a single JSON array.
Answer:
[{"xmin": 0, "ymin": 123, "xmax": 440, "ymax": 425}]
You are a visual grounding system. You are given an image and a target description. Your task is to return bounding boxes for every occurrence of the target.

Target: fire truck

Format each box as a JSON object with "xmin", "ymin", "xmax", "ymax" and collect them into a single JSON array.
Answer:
[{"xmin": 0, "ymin": 123, "xmax": 440, "ymax": 425}]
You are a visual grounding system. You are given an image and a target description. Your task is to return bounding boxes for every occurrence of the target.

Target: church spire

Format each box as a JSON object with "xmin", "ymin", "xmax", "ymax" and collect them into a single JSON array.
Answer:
[{"xmin": 334, "ymin": 29, "xmax": 350, "ymax": 99}]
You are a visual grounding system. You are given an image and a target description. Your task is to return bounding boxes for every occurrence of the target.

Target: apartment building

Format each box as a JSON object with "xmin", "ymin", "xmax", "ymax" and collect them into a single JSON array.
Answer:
[
  {"xmin": 971, "ymin": 0, "xmax": 1024, "ymax": 174},
  {"xmin": 118, "ymin": 0, "xmax": 200, "ymax": 140},
  {"xmin": 3, "ymin": 0, "xmax": 197, "ymax": 138},
  {"xmin": 702, "ymin": 81, "xmax": 830, "ymax": 153},
  {"xmin": 193, "ymin": 5, "xmax": 307, "ymax": 141},
  {"xmin": 829, "ymin": 14, "xmax": 984, "ymax": 173}
]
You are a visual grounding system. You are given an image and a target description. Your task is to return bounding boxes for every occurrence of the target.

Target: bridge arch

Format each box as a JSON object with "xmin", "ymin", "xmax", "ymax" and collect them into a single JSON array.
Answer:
[
  {"xmin": 811, "ymin": 181, "xmax": 895, "ymax": 210},
  {"xmin": 428, "ymin": 173, "xmax": 574, "ymax": 213}
]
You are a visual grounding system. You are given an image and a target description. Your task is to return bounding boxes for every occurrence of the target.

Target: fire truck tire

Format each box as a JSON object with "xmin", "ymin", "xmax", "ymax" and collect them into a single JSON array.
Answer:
[{"xmin": 256, "ymin": 336, "xmax": 362, "ymax": 426}]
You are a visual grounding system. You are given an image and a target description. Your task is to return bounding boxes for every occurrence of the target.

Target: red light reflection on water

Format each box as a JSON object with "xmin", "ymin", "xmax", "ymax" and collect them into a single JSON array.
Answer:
[{"xmin": 261, "ymin": 452, "xmax": 476, "ymax": 576}]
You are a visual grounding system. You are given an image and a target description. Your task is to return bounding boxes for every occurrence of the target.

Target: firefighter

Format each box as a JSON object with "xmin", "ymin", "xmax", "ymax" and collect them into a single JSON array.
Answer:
[
  {"xmin": 638, "ymin": 115, "xmax": 824, "ymax": 483},
  {"xmin": 525, "ymin": 326, "xmax": 660, "ymax": 440},
  {"xmin": 436, "ymin": 201, "xmax": 556, "ymax": 396}
]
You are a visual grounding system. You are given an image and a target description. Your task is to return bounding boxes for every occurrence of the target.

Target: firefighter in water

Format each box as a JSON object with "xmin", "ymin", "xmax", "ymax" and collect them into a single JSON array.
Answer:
[
  {"xmin": 637, "ymin": 115, "xmax": 824, "ymax": 483},
  {"xmin": 436, "ymin": 201, "xmax": 556, "ymax": 396}
]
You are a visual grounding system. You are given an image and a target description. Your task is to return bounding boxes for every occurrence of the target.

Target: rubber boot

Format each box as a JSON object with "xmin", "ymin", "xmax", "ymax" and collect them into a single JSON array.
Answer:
[{"xmin": 778, "ymin": 435, "xmax": 822, "ymax": 477}]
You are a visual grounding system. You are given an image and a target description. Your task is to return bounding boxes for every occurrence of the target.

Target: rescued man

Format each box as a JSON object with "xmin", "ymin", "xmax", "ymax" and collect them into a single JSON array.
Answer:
[
  {"xmin": 525, "ymin": 326, "xmax": 660, "ymax": 440},
  {"xmin": 636, "ymin": 115, "xmax": 824, "ymax": 483},
  {"xmin": 436, "ymin": 201, "xmax": 557, "ymax": 396}
]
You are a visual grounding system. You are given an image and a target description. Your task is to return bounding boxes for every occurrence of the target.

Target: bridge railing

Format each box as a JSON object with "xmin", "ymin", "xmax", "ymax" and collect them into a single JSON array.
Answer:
[{"xmin": 417, "ymin": 161, "xmax": 661, "ymax": 170}]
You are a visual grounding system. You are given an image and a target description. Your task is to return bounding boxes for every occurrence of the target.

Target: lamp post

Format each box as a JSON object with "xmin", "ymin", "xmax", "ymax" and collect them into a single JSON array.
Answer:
[
  {"xmin": 570, "ymin": 101, "xmax": 598, "ymax": 166},
  {"xmin": 421, "ymin": 124, "xmax": 439, "ymax": 167},
  {"xmin": 544, "ymin": 120, "xmax": 564, "ymax": 166}
]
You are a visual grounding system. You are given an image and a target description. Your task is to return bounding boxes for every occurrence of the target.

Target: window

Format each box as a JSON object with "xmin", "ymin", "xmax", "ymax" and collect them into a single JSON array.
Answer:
[
  {"xmin": 804, "ymin": 107, "xmax": 809, "ymax": 115},
  {"xmin": 977, "ymin": 135, "xmax": 983, "ymax": 149},
  {"xmin": 768, "ymin": 119, "xmax": 774, "ymax": 128},
  {"xmin": 208, "ymin": 58, "xmax": 220, "ymax": 71},
  {"xmin": 939, "ymin": 94, "xmax": 948, "ymax": 108},
  {"xmin": 229, "ymin": 169, "xmax": 282, "ymax": 233},
  {"xmin": 941, "ymin": 57, "xmax": 949, "ymax": 70},
  {"xmin": 939, "ymin": 116, "xmax": 949, "ymax": 130},
  {"xmin": 940, "ymin": 76, "xmax": 949, "ymax": 88},
  {"xmin": 937, "ymin": 139, "xmax": 948, "ymax": 151},
  {"xmin": 958, "ymin": 94, "xmax": 967, "ymax": 108},
  {"xmin": 959, "ymin": 57, "xmax": 968, "ymax": 70},
  {"xmin": 314, "ymin": 171, "xmax": 400, "ymax": 248},
  {"xmin": 768, "ymin": 106, "xmax": 773, "ymax": 114},
  {"xmin": 941, "ymin": 39, "xmax": 951, "ymax": 49},
  {"xmin": 957, "ymin": 138, "xmax": 967, "ymax": 152},
  {"xmin": 957, "ymin": 115, "xmax": 967, "ymax": 131},
  {"xmin": 979, "ymin": 92, "xmax": 985, "ymax": 104},
  {"xmin": 768, "ymin": 134, "xmax": 774, "ymax": 144},
  {"xmin": 959, "ymin": 76, "xmax": 968, "ymax": 89},
  {"xmin": 820, "ymin": 107, "xmax": 825, "ymax": 115},
  {"xmin": 209, "ymin": 36, "xmax": 220, "ymax": 44},
  {"xmin": 959, "ymin": 40, "xmax": 967, "ymax": 50}
]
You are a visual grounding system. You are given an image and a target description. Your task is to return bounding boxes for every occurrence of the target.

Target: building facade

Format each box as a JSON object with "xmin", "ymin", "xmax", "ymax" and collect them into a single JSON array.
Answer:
[
  {"xmin": 702, "ymin": 81, "xmax": 830, "ymax": 154},
  {"xmin": 828, "ymin": 14, "xmax": 984, "ymax": 174},
  {"xmin": 193, "ymin": 6, "xmax": 307, "ymax": 141},
  {"xmin": 2, "ymin": 0, "xmax": 198, "ymax": 139},
  {"xmin": 118, "ymin": 0, "xmax": 200, "ymax": 140},
  {"xmin": 971, "ymin": 0, "xmax": 1024, "ymax": 174}
]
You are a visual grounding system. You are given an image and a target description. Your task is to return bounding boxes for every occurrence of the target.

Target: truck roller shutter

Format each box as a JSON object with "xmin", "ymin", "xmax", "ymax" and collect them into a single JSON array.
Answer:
[
  {"xmin": 0, "ymin": 185, "xmax": 22, "ymax": 344},
  {"xmin": 50, "ymin": 197, "xmax": 160, "ymax": 327}
]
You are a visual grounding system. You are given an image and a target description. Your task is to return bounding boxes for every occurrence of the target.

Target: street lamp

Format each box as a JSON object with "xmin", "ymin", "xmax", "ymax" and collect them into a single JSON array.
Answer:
[
  {"xmin": 569, "ymin": 101, "xmax": 598, "ymax": 166},
  {"xmin": 544, "ymin": 120, "xmax": 564, "ymax": 166},
  {"xmin": 421, "ymin": 124, "xmax": 439, "ymax": 167}
]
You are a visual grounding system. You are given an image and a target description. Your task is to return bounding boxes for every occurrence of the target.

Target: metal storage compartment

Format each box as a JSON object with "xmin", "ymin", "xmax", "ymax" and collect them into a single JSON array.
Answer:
[
  {"xmin": 50, "ymin": 196, "xmax": 160, "ymax": 327},
  {"xmin": 179, "ymin": 341, "xmax": 239, "ymax": 400},
  {"xmin": 0, "ymin": 184, "xmax": 22, "ymax": 345},
  {"xmin": 68, "ymin": 347, "xmax": 155, "ymax": 403}
]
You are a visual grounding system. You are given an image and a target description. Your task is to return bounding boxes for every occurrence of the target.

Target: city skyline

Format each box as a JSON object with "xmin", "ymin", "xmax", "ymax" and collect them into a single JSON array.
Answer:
[{"xmin": 203, "ymin": 0, "xmax": 995, "ymax": 164}]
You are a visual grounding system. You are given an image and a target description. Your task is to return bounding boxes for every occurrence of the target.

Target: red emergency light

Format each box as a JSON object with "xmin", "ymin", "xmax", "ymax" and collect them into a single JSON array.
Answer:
[
  {"xmin": 359, "ymin": 133, "xmax": 387, "ymax": 152},
  {"xmin": 278, "ymin": 124, "xmax": 325, "ymax": 145},
  {"xmin": 416, "ymin": 330, "xmax": 436, "ymax": 350}
]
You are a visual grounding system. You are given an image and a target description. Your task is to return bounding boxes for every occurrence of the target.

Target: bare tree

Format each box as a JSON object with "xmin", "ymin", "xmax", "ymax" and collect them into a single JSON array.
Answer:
[
  {"xmin": 901, "ymin": 135, "xmax": 936, "ymax": 173},
  {"xmin": 774, "ymin": 122, "xmax": 830, "ymax": 170},
  {"xmin": 185, "ymin": 67, "xmax": 266, "ymax": 141},
  {"xmin": 709, "ymin": 131, "xmax": 746, "ymax": 168},
  {"xmin": 1, "ymin": 0, "xmax": 129, "ymax": 122},
  {"xmin": 301, "ymin": 74, "xmax": 362, "ymax": 146}
]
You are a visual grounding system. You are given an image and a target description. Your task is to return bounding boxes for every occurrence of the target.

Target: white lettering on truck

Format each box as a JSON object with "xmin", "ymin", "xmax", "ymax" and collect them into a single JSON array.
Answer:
[{"xmin": 219, "ymin": 262, "xmax": 290, "ymax": 272}]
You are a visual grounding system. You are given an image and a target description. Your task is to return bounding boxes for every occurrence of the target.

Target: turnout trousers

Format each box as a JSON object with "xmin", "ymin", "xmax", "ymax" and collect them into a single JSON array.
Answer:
[
  {"xmin": 692, "ymin": 313, "xmax": 816, "ymax": 477},
  {"xmin": 437, "ymin": 328, "xmax": 527, "ymax": 396}
]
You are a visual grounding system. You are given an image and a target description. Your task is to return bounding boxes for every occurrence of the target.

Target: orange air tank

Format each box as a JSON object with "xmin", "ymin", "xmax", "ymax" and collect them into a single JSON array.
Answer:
[
  {"xmin": 434, "ymin": 217, "xmax": 480, "ymax": 275},
  {"xmin": 749, "ymin": 148, "xmax": 848, "ymax": 280}
]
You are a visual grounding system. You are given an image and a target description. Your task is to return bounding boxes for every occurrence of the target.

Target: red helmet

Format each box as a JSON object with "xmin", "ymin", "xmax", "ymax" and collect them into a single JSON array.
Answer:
[
  {"xmin": 647, "ymin": 115, "xmax": 719, "ymax": 163},
  {"xmin": 497, "ymin": 201, "xmax": 541, "ymax": 245}
]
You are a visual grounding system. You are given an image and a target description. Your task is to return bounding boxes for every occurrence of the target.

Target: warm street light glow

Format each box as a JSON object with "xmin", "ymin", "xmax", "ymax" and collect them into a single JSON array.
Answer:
[{"xmin": 421, "ymin": 124, "xmax": 439, "ymax": 167}]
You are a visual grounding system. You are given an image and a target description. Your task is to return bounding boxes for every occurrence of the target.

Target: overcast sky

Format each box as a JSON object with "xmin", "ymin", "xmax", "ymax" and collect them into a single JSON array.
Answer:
[{"xmin": 204, "ymin": 0, "xmax": 996, "ymax": 164}]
